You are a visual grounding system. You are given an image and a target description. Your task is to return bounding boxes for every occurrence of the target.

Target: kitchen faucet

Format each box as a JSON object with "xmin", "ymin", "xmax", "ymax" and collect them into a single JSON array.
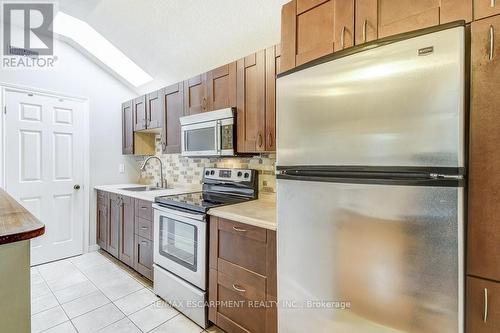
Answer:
[{"xmin": 140, "ymin": 156, "xmax": 166, "ymax": 188}]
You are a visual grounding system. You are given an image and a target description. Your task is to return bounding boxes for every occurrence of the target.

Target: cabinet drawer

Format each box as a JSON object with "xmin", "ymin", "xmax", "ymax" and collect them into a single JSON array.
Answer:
[
  {"xmin": 218, "ymin": 227, "xmax": 267, "ymax": 275},
  {"xmin": 218, "ymin": 218, "xmax": 267, "ymax": 242},
  {"xmin": 136, "ymin": 199, "xmax": 153, "ymax": 220},
  {"xmin": 218, "ymin": 285, "xmax": 266, "ymax": 333},
  {"xmin": 467, "ymin": 276, "xmax": 500, "ymax": 332},
  {"xmin": 217, "ymin": 259, "xmax": 266, "ymax": 302},
  {"xmin": 136, "ymin": 217, "xmax": 153, "ymax": 240}
]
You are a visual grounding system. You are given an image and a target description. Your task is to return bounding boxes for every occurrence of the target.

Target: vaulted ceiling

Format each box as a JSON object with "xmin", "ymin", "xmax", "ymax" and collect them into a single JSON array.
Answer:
[{"xmin": 58, "ymin": 0, "xmax": 288, "ymax": 93}]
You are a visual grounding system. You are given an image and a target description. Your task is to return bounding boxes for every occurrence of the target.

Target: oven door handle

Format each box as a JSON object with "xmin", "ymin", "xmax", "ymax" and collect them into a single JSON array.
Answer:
[{"xmin": 153, "ymin": 204, "xmax": 206, "ymax": 221}]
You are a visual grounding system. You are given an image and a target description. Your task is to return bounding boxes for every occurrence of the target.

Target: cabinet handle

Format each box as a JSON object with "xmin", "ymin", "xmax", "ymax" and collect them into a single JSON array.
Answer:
[
  {"xmin": 341, "ymin": 26, "xmax": 346, "ymax": 49},
  {"xmin": 268, "ymin": 131, "xmax": 273, "ymax": 147},
  {"xmin": 363, "ymin": 20, "xmax": 368, "ymax": 43},
  {"xmin": 484, "ymin": 288, "xmax": 488, "ymax": 322},
  {"xmin": 141, "ymin": 241, "xmax": 148, "ymax": 246},
  {"xmin": 232, "ymin": 226, "xmax": 247, "ymax": 232},
  {"xmin": 141, "ymin": 207, "xmax": 148, "ymax": 210},
  {"xmin": 140, "ymin": 226, "xmax": 148, "ymax": 230},
  {"xmin": 258, "ymin": 133, "xmax": 263, "ymax": 147},
  {"xmin": 491, "ymin": 0, "xmax": 496, "ymax": 8},
  {"xmin": 232, "ymin": 284, "xmax": 246, "ymax": 293},
  {"xmin": 489, "ymin": 25, "xmax": 495, "ymax": 61},
  {"xmin": 202, "ymin": 97, "xmax": 207, "ymax": 110}
]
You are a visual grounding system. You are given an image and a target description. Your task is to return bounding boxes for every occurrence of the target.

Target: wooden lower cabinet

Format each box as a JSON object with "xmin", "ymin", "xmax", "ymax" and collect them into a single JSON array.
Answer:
[
  {"xmin": 208, "ymin": 216, "xmax": 276, "ymax": 333},
  {"xmin": 96, "ymin": 191, "xmax": 153, "ymax": 280},
  {"xmin": 467, "ymin": 277, "xmax": 500, "ymax": 332}
]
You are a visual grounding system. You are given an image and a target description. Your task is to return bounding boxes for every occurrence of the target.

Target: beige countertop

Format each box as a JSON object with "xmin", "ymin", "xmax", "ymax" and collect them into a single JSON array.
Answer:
[
  {"xmin": 208, "ymin": 193, "xmax": 276, "ymax": 230},
  {"xmin": 94, "ymin": 183, "xmax": 202, "ymax": 202}
]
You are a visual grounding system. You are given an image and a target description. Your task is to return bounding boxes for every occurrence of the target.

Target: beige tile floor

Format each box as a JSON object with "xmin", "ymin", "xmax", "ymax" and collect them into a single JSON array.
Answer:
[{"xmin": 31, "ymin": 250, "xmax": 223, "ymax": 333}]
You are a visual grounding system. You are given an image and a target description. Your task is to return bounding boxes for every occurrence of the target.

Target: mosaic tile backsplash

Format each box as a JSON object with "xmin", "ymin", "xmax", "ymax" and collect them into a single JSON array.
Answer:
[{"xmin": 136, "ymin": 137, "xmax": 276, "ymax": 194}]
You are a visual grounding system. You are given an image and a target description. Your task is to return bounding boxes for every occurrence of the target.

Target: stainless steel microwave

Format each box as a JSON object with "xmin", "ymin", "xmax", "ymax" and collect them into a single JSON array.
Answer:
[{"xmin": 180, "ymin": 108, "xmax": 235, "ymax": 157}]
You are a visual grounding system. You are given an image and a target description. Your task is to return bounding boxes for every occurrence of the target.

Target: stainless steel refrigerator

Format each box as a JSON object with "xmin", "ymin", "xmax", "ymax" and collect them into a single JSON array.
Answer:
[{"xmin": 276, "ymin": 23, "xmax": 465, "ymax": 333}]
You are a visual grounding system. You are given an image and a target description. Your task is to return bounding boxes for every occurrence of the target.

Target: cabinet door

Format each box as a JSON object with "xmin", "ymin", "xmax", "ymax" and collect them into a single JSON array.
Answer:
[
  {"xmin": 355, "ymin": 0, "xmax": 378, "ymax": 45},
  {"xmin": 184, "ymin": 74, "xmax": 208, "ymax": 115},
  {"xmin": 118, "ymin": 196, "xmax": 135, "ymax": 267},
  {"xmin": 134, "ymin": 235, "xmax": 153, "ymax": 280},
  {"xmin": 378, "ymin": 0, "xmax": 440, "ymax": 38},
  {"xmin": 207, "ymin": 62, "xmax": 237, "ymax": 111},
  {"xmin": 265, "ymin": 45, "xmax": 279, "ymax": 152},
  {"xmin": 474, "ymin": 0, "xmax": 500, "ymax": 20},
  {"xmin": 161, "ymin": 83, "xmax": 184, "ymax": 154},
  {"xmin": 236, "ymin": 51, "xmax": 266, "ymax": 153},
  {"xmin": 96, "ymin": 193, "xmax": 108, "ymax": 251},
  {"xmin": 280, "ymin": 0, "xmax": 297, "ymax": 73},
  {"xmin": 146, "ymin": 90, "xmax": 163, "ymax": 129},
  {"xmin": 467, "ymin": 277, "xmax": 500, "ymax": 332},
  {"xmin": 133, "ymin": 95, "xmax": 147, "ymax": 131},
  {"xmin": 107, "ymin": 193, "xmax": 120, "ymax": 258},
  {"xmin": 468, "ymin": 16, "xmax": 500, "ymax": 282},
  {"xmin": 440, "ymin": 0, "xmax": 472, "ymax": 23},
  {"xmin": 122, "ymin": 100, "xmax": 134, "ymax": 155},
  {"xmin": 333, "ymin": 0, "xmax": 354, "ymax": 51}
]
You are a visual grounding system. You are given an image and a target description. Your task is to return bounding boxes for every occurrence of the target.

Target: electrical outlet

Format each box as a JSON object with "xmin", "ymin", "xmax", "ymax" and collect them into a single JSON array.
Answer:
[{"xmin": 119, "ymin": 163, "xmax": 125, "ymax": 174}]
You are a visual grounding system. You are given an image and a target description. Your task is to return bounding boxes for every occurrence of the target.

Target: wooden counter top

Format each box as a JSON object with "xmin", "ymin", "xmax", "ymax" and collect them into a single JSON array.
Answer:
[{"xmin": 0, "ymin": 188, "xmax": 44, "ymax": 245}]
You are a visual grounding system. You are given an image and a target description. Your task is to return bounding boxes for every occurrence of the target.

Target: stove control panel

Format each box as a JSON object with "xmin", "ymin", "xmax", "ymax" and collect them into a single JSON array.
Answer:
[{"xmin": 203, "ymin": 168, "xmax": 254, "ymax": 182}]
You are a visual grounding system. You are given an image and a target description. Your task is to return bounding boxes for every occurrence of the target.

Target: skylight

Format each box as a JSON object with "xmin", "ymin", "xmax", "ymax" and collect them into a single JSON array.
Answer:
[{"xmin": 53, "ymin": 12, "xmax": 153, "ymax": 87}]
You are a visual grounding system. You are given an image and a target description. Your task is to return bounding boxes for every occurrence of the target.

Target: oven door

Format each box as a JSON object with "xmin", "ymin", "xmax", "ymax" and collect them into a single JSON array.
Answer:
[
  {"xmin": 181, "ymin": 120, "xmax": 220, "ymax": 156},
  {"xmin": 153, "ymin": 204, "xmax": 207, "ymax": 290}
]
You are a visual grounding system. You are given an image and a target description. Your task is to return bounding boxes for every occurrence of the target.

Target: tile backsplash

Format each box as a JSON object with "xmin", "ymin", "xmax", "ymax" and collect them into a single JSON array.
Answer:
[{"xmin": 136, "ymin": 137, "xmax": 276, "ymax": 193}]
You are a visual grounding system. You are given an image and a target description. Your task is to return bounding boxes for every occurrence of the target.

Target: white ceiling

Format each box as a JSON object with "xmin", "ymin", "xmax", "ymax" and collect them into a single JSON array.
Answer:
[{"xmin": 58, "ymin": 0, "xmax": 288, "ymax": 93}]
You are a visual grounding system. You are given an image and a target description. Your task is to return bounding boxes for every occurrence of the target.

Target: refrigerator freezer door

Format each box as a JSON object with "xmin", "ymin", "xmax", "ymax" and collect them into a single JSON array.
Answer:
[
  {"xmin": 277, "ymin": 26, "xmax": 465, "ymax": 168},
  {"xmin": 277, "ymin": 179, "xmax": 463, "ymax": 333}
]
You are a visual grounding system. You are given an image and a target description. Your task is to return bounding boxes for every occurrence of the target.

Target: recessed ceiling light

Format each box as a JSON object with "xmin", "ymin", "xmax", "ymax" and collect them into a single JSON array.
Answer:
[{"xmin": 53, "ymin": 12, "xmax": 153, "ymax": 87}]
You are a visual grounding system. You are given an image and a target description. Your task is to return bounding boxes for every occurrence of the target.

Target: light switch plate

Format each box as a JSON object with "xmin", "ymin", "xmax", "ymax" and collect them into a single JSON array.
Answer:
[{"xmin": 119, "ymin": 163, "xmax": 125, "ymax": 174}]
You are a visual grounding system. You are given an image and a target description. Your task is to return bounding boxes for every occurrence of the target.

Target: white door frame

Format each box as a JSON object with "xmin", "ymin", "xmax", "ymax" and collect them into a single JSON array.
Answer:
[{"xmin": 0, "ymin": 82, "xmax": 91, "ymax": 256}]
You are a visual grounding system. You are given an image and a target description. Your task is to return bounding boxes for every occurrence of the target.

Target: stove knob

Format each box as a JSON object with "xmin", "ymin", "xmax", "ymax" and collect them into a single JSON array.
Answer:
[
  {"xmin": 244, "ymin": 172, "xmax": 250, "ymax": 179},
  {"xmin": 237, "ymin": 171, "xmax": 243, "ymax": 177},
  {"xmin": 210, "ymin": 170, "xmax": 215, "ymax": 175},
  {"xmin": 205, "ymin": 170, "xmax": 210, "ymax": 176}
]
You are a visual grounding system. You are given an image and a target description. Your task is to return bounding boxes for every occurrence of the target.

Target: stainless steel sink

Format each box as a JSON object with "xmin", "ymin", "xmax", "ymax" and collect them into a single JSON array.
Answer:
[{"xmin": 121, "ymin": 186, "xmax": 170, "ymax": 192}]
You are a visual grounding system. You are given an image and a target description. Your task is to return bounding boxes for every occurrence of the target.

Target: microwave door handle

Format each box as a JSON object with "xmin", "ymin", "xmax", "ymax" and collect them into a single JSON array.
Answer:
[{"xmin": 216, "ymin": 120, "xmax": 222, "ymax": 154}]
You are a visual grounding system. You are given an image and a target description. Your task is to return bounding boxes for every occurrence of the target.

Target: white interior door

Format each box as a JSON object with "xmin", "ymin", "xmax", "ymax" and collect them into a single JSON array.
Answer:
[{"xmin": 3, "ymin": 89, "xmax": 85, "ymax": 265}]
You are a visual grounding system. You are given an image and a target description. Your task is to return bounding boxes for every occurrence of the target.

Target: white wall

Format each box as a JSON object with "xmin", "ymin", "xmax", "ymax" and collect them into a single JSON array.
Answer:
[{"xmin": 1, "ymin": 27, "xmax": 138, "ymax": 248}]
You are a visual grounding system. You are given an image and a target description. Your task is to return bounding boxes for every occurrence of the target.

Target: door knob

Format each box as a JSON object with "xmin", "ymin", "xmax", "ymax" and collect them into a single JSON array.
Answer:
[{"xmin": 74, "ymin": 184, "xmax": 81, "ymax": 190}]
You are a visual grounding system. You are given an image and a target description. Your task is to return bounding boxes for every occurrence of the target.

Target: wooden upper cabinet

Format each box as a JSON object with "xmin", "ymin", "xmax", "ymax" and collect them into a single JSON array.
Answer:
[
  {"xmin": 378, "ymin": 0, "xmax": 440, "ymax": 38},
  {"xmin": 146, "ymin": 90, "xmax": 163, "ymax": 129},
  {"xmin": 133, "ymin": 95, "xmax": 147, "ymax": 131},
  {"xmin": 265, "ymin": 45, "xmax": 279, "ymax": 152},
  {"xmin": 440, "ymin": 0, "xmax": 472, "ymax": 23},
  {"xmin": 466, "ymin": 277, "xmax": 500, "ymax": 333},
  {"xmin": 184, "ymin": 74, "xmax": 208, "ymax": 115},
  {"xmin": 280, "ymin": 0, "xmax": 353, "ymax": 71},
  {"xmin": 355, "ymin": 0, "xmax": 378, "ymax": 45},
  {"xmin": 207, "ymin": 62, "xmax": 237, "ymax": 111},
  {"xmin": 468, "ymin": 15, "xmax": 500, "ymax": 283},
  {"xmin": 122, "ymin": 100, "xmax": 134, "ymax": 155},
  {"xmin": 237, "ymin": 50, "xmax": 266, "ymax": 153},
  {"xmin": 474, "ymin": 0, "xmax": 500, "ymax": 20},
  {"xmin": 162, "ymin": 83, "xmax": 184, "ymax": 154}
]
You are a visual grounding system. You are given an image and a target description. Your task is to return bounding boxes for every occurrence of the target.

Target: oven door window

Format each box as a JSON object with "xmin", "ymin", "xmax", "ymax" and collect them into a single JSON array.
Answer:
[
  {"xmin": 185, "ymin": 127, "xmax": 216, "ymax": 152},
  {"xmin": 159, "ymin": 216, "xmax": 197, "ymax": 272}
]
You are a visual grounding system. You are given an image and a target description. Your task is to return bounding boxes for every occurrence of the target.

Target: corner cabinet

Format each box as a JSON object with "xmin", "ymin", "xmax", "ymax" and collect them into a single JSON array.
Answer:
[{"xmin": 208, "ymin": 216, "xmax": 277, "ymax": 333}]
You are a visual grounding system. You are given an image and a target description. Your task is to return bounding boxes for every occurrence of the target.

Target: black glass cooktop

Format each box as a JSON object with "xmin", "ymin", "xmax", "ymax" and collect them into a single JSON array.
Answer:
[{"xmin": 155, "ymin": 191, "xmax": 253, "ymax": 214}]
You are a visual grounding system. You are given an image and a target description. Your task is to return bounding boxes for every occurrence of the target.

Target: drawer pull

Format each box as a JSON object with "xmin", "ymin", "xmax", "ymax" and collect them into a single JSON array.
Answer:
[
  {"xmin": 141, "ymin": 207, "xmax": 148, "ymax": 210},
  {"xmin": 484, "ymin": 288, "xmax": 488, "ymax": 322},
  {"xmin": 140, "ymin": 226, "xmax": 148, "ymax": 230},
  {"xmin": 232, "ymin": 284, "xmax": 246, "ymax": 293},
  {"xmin": 232, "ymin": 226, "xmax": 247, "ymax": 232}
]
